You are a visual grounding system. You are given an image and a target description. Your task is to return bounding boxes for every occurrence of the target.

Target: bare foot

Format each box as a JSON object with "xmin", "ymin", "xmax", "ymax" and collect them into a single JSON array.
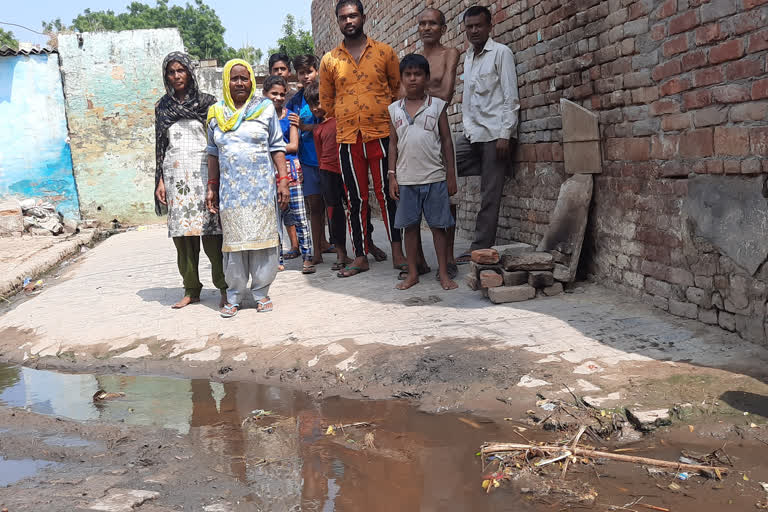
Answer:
[
  {"xmin": 219, "ymin": 290, "xmax": 227, "ymax": 308},
  {"xmin": 368, "ymin": 242, "xmax": 387, "ymax": 262},
  {"xmin": 311, "ymin": 256, "xmax": 324, "ymax": 265},
  {"xmin": 396, "ymin": 274, "xmax": 419, "ymax": 290},
  {"xmin": 172, "ymin": 296, "xmax": 199, "ymax": 309},
  {"xmin": 439, "ymin": 274, "xmax": 458, "ymax": 290}
]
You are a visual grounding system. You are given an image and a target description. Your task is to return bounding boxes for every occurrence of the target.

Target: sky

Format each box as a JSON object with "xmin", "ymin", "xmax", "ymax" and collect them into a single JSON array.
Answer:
[{"xmin": 2, "ymin": 0, "xmax": 313, "ymax": 52}]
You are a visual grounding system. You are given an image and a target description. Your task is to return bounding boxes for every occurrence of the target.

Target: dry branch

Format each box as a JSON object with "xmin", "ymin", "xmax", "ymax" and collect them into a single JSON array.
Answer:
[{"xmin": 482, "ymin": 443, "xmax": 730, "ymax": 474}]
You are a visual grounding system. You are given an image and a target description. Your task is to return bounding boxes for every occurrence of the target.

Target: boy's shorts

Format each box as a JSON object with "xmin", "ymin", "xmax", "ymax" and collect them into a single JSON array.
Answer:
[
  {"xmin": 301, "ymin": 164, "xmax": 322, "ymax": 196},
  {"xmin": 394, "ymin": 181, "xmax": 455, "ymax": 230}
]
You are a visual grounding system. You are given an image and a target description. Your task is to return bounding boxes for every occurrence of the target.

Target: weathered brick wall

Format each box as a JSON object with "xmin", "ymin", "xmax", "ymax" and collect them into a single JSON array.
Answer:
[
  {"xmin": 59, "ymin": 29, "xmax": 184, "ymax": 225},
  {"xmin": 313, "ymin": 0, "xmax": 768, "ymax": 344}
]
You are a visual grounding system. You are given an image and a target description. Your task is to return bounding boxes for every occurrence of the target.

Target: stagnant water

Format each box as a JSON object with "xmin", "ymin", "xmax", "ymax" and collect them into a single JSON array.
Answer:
[{"xmin": 0, "ymin": 365, "xmax": 537, "ymax": 510}]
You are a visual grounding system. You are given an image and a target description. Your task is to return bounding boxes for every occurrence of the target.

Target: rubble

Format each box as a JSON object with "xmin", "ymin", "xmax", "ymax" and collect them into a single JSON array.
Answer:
[{"xmin": 0, "ymin": 199, "xmax": 23, "ymax": 236}]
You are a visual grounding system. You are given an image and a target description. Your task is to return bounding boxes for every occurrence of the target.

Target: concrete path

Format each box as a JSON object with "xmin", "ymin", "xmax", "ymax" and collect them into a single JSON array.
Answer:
[{"xmin": 1, "ymin": 222, "xmax": 767, "ymax": 411}]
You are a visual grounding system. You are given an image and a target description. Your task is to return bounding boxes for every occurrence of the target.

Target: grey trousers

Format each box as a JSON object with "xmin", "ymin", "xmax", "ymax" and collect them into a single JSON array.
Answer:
[
  {"xmin": 223, "ymin": 247, "xmax": 279, "ymax": 305},
  {"xmin": 455, "ymin": 133, "xmax": 514, "ymax": 251}
]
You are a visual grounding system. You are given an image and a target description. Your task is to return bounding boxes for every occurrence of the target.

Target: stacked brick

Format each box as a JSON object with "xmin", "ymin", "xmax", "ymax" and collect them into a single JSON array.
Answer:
[
  {"xmin": 312, "ymin": 0, "xmax": 768, "ymax": 344},
  {"xmin": 465, "ymin": 244, "xmax": 566, "ymax": 303}
]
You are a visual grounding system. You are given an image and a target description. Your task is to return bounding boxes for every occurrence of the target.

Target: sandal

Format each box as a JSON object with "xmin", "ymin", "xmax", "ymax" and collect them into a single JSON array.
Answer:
[
  {"xmin": 337, "ymin": 266, "xmax": 369, "ymax": 278},
  {"xmin": 393, "ymin": 263, "xmax": 408, "ymax": 271},
  {"xmin": 284, "ymin": 248, "xmax": 300, "ymax": 260},
  {"xmin": 456, "ymin": 252, "xmax": 472, "ymax": 265},
  {"xmin": 220, "ymin": 303, "xmax": 239, "ymax": 318},
  {"xmin": 302, "ymin": 263, "xmax": 316, "ymax": 274},
  {"xmin": 322, "ymin": 244, "xmax": 336, "ymax": 254},
  {"xmin": 256, "ymin": 297, "xmax": 273, "ymax": 313},
  {"xmin": 435, "ymin": 263, "xmax": 459, "ymax": 280},
  {"xmin": 397, "ymin": 265, "xmax": 432, "ymax": 280}
]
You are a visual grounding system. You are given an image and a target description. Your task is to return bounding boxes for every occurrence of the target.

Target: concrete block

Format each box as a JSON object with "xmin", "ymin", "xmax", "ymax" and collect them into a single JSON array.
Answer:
[
  {"xmin": 537, "ymin": 174, "xmax": 593, "ymax": 282},
  {"xmin": 543, "ymin": 282, "xmax": 564, "ymax": 296},
  {"xmin": 471, "ymin": 248, "xmax": 500, "ymax": 264},
  {"xmin": 503, "ymin": 270, "xmax": 528, "ymax": 286},
  {"xmin": 564, "ymin": 140, "xmax": 602, "ymax": 174},
  {"xmin": 480, "ymin": 270, "xmax": 503, "ymax": 288},
  {"xmin": 529, "ymin": 271, "xmax": 555, "ymax": 288},
  {"xmin": 561, "ymin": 98, "xmax": 600, "ymax": 142},
  {"xmin": 502, "ymin": 251, "xmax": 555, "ymax": 271},
  {"xmin": 491, "ymin": 242, "xmax": 535, "ymax": 258},
  {"xmin": 626, "ymin": 408, "xmax": 672, "ymax": 432},
  {"xmin": 0, "ymin": 199, "xmax": 23, "ymax": 236},
  {"xmin": 488, "ymin": 284, "xmax": 536, "ymax": 304},
  {"xmin": 465, "ymin": 273, "xmax": 480, "ymax": 291}
]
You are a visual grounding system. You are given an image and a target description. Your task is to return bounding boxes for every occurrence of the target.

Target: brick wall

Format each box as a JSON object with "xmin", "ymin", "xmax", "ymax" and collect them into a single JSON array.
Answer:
[{"xmin": 313, "ymin": 0, "xmax": 768, "ymax": 345}]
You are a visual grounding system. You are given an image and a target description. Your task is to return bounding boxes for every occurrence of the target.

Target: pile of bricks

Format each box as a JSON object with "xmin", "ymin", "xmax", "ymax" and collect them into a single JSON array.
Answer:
[{"xmin": 465, "ymin": 243, "xmax": 568, "ymax": 304}]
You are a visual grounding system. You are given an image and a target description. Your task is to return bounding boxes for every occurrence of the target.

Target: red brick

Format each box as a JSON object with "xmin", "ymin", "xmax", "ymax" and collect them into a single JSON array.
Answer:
[
  {"xmin": 731, "ymin": 11, "xmax": 763, "ymax": 35},
  {"xmin": 664, "ymin": 34, "xmax": 689, "ymax": 56},
  {"xmin": 682, "ymin": 50, "xmax": 708, "ymax": 70},
  {"xmin": 726, "ymin": 58, "xmax": 764, "ymax": 80},
  {"xmin": 656, "ymin": 0, "xmax": 678, "ymax": 19},
  {"xmin": 695, "ymin": 23, "xmax": 725, "ymax": 45},
  {"xmin": 742, "ymin": 159, "xmax": 762, "ymax": 174},
  {"xmin": 669, "ymin": 11, "xmax": 699, "ymax": 35},
  {"xmin": 651, "ymin": 134, "xmax": 680, "ymax": 158},
  {"xmin": 652, "ymin": 59, "xmax": 682, "ymax": 81},
  {"xmin": 712, "ymin": 84, "xmax": 751, "ymax": 103},
  {"xmin": 631, "ymin": 86, "xmax": 660, "ymax": 104},
  {"xmin": 627, "ymin": 138, "xmax": 651, "ymax": 161},
  {"xmin": 753, "ymin": 78, "xmax": 768, "ymax": 100},
  {"xmin": 748, "ymin": 29, "xmax": 768, "ymax": 53},
  {"xmin": 605, "ymin": 138, "xmax": 625, "ymax": 161},
  {"xmin": 714, "ymin": 126, "xmax": 750, "ymax": 156},
  {"xmin": 693, "ymin": 67, "xmax": 724, "ymax": 87},
  {"xmin": 480, "ymin": 270, "xmax": 504, "ymax": 288},
  {"xmin": 722, "ymin": 160, "xmax": 741, "ymax": 174},
  {"xmin": 471, "ymin": 249, "xmax": 500, "ymax": 264},
  {"xmin": 709, "ymin": 39, "xmax": 745, "ymax": 64},
  {"xmin": 651, "ymin": 23, "xmax": 667, "ymax": 41},
  {"xmin": 683, "ymin": 89, "xmax": 713, "ymax": 109},
  {"xmin": 661, "ymin": 78, "xmax": 691, "ymax": 96},
  {"xmin": 744, "ymin": 0, "xmax": 768, "ymax": 9},
  {"xmin": 751, "ymin": 127, "xmax": 768, "ymax": 156},
  {"xmin": 662, "ymin": 113, "xmax": 692, "ymax": 131},
  {"xmin": 706, "ymin": 160, "xmax": 724, "ymax": 174},
  {"xmin": 680, "ymin": 128, "xmax": 714, "ymax": 157},
  {"xmin": 650, "ymin": 99, "xmax": 681, "ymax": 115}
]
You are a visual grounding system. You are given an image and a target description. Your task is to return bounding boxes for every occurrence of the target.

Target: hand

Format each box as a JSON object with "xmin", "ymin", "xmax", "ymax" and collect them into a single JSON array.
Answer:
[
  {"xmin": 155, "ymin": 179, "xmax": 167, "ymax": 205},
  {"xmin": 496, "ymin": 138, "xmax": 510, "ymax": 161},
  {"xmin": 277, "ymin": 180, "xmax": 290, "ymax": 210},
  {"xmin": 389, "ymin": 174, "xmax": 399, "ymax": 201},
  {"xmin": 288, "ymin": 113, "xmax": 300, "ymax": 128},
  {"xmin": 447, "ymin": 177, "xmax": 458, "ymax": 197},
  {"xmin": 205, "ymin": 186, "xmax": 219, "ymax": 214}
]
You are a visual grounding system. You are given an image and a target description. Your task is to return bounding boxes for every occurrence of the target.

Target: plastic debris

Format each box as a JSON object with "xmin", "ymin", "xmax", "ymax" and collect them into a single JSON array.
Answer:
[{"xmin": 676, "ymin": 472, "xmax": 689, "ymax": 481}]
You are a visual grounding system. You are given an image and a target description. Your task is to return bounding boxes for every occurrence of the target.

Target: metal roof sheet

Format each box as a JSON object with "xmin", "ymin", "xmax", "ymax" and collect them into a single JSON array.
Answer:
[{"xmin": 0, "ymin": 45, "xmax": 58, "ymax": 57}]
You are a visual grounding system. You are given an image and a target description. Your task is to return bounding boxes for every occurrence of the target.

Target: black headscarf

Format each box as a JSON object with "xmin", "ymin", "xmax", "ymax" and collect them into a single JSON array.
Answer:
[{"xmin": 154, "ymin": 52, "xmax": 217, "ymax": 215}]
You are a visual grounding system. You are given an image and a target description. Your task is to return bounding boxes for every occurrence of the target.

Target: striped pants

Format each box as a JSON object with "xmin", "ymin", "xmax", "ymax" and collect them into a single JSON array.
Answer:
[{"xmin": 338, "ymin": 134, "xmax": 401, "ymax": 258}]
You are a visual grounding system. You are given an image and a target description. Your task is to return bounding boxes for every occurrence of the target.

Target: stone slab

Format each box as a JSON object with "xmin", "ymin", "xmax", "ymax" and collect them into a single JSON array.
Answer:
[
  {"xmin": 0, "ymin": 199, "xmax": 23, "ymax": 237},
  {"xmin": 553, "ymin": 264, "xmax": 570, "ymax": 282},
  {"xmin": 543, "ymin": 282, "xmax": 564, "ymax": 296},
  {"xmin": 490, "ymin": 242, "xmax": 535, "ymax": 258},
  {"xmin": 685, "ymin": 175, "xmax": 768, "ymax": 276},
  {"xmin": 561, "ymin": 98, "xmax": 600, "ymax": 142},
  {"xmin": 488, "ymin": 284, "xmax": 536, "ymax": 303},
  {"xmin": 501, "ymin": 252, "xmax": 554, "ymax": 271},
  {"xmin": 529, "ymin": 271, "xmax": 555, "ymax": 288},
  {"xmin": 502, "ymin": 270, "xmax": 528, "ymax": 286},
  {"xmin": 89, "ymin": 488, "xmax": 159, "ymax": 511},
  {"xmin": 564, "ymin": 140, "xmax": 602, "ymax": 174},
  {"xmin": 625, "ymin": 408, "xmax": 672, "ymax": 432},
  {"xmin": 537, "ymin": 174, "xmax": 594, "ymax": 282}
]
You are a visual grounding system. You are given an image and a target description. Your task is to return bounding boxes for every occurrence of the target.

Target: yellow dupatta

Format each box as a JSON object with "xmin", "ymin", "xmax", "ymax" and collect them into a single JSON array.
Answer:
[{"xmin": 207, "ymin": 59, "xmax": 270, "ymax": 132}]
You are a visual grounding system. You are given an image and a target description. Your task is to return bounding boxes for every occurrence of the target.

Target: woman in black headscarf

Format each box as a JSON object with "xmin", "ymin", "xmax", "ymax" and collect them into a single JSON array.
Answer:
[{"xmin": 155, "ymin": 52, "xmax": 227, "ymax": 309}]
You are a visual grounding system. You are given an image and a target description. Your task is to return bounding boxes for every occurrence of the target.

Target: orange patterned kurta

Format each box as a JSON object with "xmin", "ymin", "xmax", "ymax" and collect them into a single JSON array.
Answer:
[{"xmin": 319, "ymin": 37, "xmax": 401, "ymax": 144}]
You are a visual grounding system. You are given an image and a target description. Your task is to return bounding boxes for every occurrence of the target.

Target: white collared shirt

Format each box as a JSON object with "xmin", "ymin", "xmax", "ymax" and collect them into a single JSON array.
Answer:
[{"xmin": 461, "ymin": 37, "xmax": 520, "ymax": 143}]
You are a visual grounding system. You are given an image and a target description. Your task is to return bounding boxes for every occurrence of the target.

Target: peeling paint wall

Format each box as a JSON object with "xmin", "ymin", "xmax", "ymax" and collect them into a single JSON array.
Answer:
[
  {"xmin": 58, "ymin": 29, "xmax": 184, "ymax": 225},
  {"xmin": 0, "ymin": 53, "xmax": 79, "ymax": 218}
]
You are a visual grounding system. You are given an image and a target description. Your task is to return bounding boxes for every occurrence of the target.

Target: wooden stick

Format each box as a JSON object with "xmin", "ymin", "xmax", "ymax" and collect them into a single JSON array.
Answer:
[
  {"xmin": 562, "ymin": 425, "xmax": 588, "ymax": 479},
  {"xmin": 482, "ymin": 443, "xmax": 730, "ymax": 474},
  {"xmin": 638, "ymin": 504, "xmax": 670, "ymax": 512}
]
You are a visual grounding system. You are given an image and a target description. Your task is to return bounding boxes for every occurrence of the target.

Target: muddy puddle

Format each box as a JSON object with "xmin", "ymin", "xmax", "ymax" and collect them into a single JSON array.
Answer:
[{"xmin": 1, "ymin": 364, "xmax": 767, "ymax": 511}]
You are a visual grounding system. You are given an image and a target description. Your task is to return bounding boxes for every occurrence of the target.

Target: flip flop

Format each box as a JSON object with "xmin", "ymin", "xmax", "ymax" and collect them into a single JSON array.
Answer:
[
  {"xmin": 398, "ymin": 265, "xmax": 432, "ymax": 280},
  {"xmin": 456, "ymin": 252, "xmax": 472, "ymax": 265},
  {"xmin": 256, "ymin": 297, "xmax": 273, "ymax": 312},
  {"xmin": 435, "ymin": 263, "xmax": 459, "ymax": 280},
  {"xmin": 302, "ymin": 263, "xmax": 316, "ymax": 274},
  {"xmin": 322, "ymin": 244, "xmax": 336, "ymax": 254},
  {"xmin": 337, "ymin": 266, "xmax": 369, "ymax": 278},
  {"xmin": 220, "ymin": 303, "xmax": 239, "ymax": 318},
  {"xmin": 393, "ymin": 263, "xmax": 408, "ymax": 271},
  {"xmin": 283, "ymin": 249, "xmax": 300, "ymax": 260},
  {"xmin": 331, "ymin": 261, "xmax": 346, "ymax": 271}
]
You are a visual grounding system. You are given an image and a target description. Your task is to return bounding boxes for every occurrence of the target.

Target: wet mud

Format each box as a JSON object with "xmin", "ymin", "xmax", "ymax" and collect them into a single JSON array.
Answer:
[{"xmin": 0, "ymin": 364, "xmax": 767, "ymax": 511}]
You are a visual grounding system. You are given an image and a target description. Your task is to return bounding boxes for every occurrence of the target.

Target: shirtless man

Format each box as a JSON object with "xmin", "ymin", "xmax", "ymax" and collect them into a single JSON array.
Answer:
[{"xmin": 403, "ymin": 7, "xmax": 461, "ymax": 282}]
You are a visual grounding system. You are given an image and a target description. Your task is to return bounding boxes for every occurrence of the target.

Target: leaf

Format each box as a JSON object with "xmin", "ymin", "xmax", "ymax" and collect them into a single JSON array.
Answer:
[
  {"xmin": 600, "ymin": 410, "xmax": 606, "ymax": 417},
  {"xmin": 493, "ymin": 480, "xmax": 500, "ymax": 488},
  {"xmin": 744, "ymin": 474, "xmax": 751, "ymax": 482},
  {"xmin": 325, "ymin": 425, "xmax": 335, "ymax": 436},
  {"xmin": 688, "ymin": 425, "xmax": 695, "ymax": 432},
  {"xmin": 482, "ymin": 479, "xmax": 491, "ymax": 489}
]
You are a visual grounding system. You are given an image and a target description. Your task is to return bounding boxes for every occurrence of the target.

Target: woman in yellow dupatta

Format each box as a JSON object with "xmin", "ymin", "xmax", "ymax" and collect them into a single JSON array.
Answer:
[{"xmin": 205, "ymin": 59, "xmax": 290, "ymax": 318}]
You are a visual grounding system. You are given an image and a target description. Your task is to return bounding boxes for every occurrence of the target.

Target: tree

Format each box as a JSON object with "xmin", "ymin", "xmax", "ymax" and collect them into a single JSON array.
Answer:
[
  {"xmin": 43, "ymin": 0, "xmax": 231, "ymax": 63},
  {"xmin": 226, "ymin": 45, "xmax": 264, "ymax": 66},
  {"xmin": 267, "ymin": 15, "xmax": 314, "ymax": 60},
  {"xmin": 0, "ymin": 28, "xmax": 17, "ymax": 49}
]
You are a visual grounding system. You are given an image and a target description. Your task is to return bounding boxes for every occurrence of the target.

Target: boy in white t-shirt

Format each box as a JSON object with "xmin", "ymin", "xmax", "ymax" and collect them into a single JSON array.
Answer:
[{"xmin": 388, "ymin": 53, "xmax": 458, "ymax": 291}]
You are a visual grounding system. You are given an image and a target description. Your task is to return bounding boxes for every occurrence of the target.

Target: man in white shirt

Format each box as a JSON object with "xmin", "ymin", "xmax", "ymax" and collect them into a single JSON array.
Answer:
[{"xmin": 455, "ymin": 5, "xmax": 520, "ymax": 262}]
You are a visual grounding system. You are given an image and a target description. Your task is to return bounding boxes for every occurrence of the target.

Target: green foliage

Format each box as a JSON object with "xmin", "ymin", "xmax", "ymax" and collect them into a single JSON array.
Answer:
[
  {"xmin": 0, "ymin": 28, "xmax": 17, "ymax": 49},
  {"xmin": 267, "ymin": 15, "xmax": 314, "ymax": 60},
  {"xmin": 42, "ymin": 0, "xmax": 230, "ymax": 63},
  {"xmin": 225, "ymin": 45, "xmax": 264, "ymax": 66}
]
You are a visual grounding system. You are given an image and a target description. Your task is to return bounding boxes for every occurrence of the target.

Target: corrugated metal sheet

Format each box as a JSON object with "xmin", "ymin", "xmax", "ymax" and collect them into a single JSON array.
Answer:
[{"xmin": 0, "ymin": 45, "xmax": 58, "ymax": 57}]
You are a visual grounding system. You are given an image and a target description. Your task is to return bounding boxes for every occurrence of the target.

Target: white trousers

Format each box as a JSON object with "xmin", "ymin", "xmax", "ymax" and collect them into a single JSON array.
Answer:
[{"xmin": 223, "ymin": 248, "xmax": 279, "ymax": 305}]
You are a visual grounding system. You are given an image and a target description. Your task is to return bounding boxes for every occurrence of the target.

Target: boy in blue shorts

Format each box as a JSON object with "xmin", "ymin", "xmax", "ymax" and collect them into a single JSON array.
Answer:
[{"xmin": 388, "ymin": 54, "xmax": 458, "ymax": 291}]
